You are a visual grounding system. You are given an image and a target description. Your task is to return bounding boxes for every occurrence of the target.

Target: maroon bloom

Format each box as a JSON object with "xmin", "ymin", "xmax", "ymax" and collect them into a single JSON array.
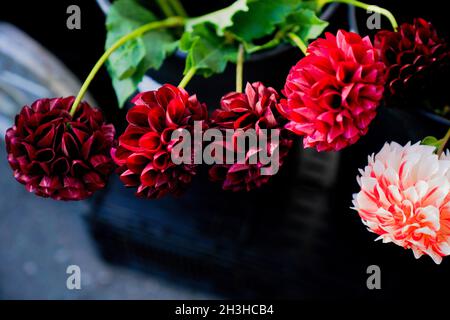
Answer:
[
  {"xmin": 112, "ymin": 84, "xmax": 208, "ymax": 199},
  {"xmin": 279, "ymin": 30, "xmax": 386, "ymax": 152},
  {"xmin": 5, "ymin": 97, "xmax": 116, "ymax": 200},
  {"xmin": 209, "ymin": 82, "xmax": 293, "ymax": 192},
  {"xmin": 375, "ymin": 18, "xmax": 450, "ymax": 105}
]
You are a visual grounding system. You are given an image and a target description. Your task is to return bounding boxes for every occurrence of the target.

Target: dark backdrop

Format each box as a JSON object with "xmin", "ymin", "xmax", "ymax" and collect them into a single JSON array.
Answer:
[{"xmin": 0, "ymin": 0, "xmax": 123, "ymax": 126}]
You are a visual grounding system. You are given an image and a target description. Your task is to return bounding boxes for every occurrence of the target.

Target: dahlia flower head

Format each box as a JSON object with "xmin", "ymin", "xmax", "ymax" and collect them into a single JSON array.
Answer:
[
  {"xmin": 5, "ymin": 97, "xmax": 116, "ymax": 200},
  {"xmin": 375, "ymin": 18, "xmax": 450, "ymax": 104},
  {"xmin": 209, "ymin": 82, "xmax": 293, "ymax": 192},
  {"xmin": 112, "ymin": 84, "xmax": 208, "ymax": 199},
  {"xmin": 352, "ymin": 142, "xmax": 450, "ymax": 264},
  {"xmin": 279, "ymin": 30, "xmax": 386, "ymax": 152}
]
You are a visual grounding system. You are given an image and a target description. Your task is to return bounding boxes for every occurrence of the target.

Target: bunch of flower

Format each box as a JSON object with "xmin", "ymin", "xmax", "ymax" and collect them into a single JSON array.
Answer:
[{"xmin": 4, "ymin": 0, "xmax": 450, "ymax": 264}]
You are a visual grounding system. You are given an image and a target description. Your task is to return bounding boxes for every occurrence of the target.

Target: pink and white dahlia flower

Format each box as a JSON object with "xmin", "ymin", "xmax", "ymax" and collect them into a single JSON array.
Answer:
[{"xmin": 352, "ymin": 142, "xmax": 450, "ymax": 264}]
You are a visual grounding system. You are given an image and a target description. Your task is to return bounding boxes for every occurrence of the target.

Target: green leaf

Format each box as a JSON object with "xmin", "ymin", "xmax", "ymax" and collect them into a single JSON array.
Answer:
[
  {"xmin": 244, "ymin": 31, "xmax": 284, "ymax": 54},
  {"xmin": 180, "ymin": 23, "xmax": 237, "ymax": 77},
  {"xmin": 228, "ymin": 0, "xmax": 301, "ymax": 42},
  {"xmin": 110, "ymin": 39, "xmax": 146, "ymax": 80},
  {"xmin": 108, "ymin": 57, "xmax": 149, "ymax": 108},
  {"xmin": 109, "ymin": 39, "xmax": 179, "ymax": 108},
  {"xmin": 241, "ymin": 4, "xmax": 328, "ymax": 54},
  {"xmin": 284, "ymin": 8, "xmax": 329, "ymax": 43},
  {"xmin": 421, "ymin": 136, "xmax": 442, "ymax": 149},
  {"xmin": 105, "ymin": 0, "xmax": 177, "ymax": 107},
  {"xmin": 110, "ymin": 76, "xmax": 140, "ymax": 108},
  {"xmin": 185, "ymin": 0, "xmax": 249, "ymax": 36}
]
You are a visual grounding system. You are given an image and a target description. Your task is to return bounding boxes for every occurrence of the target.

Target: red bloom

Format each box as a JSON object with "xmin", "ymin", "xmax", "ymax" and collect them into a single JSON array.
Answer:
[
  {"xmin": 375, "ymin": 18, "xmax": 450, "ymax": 104},
  {"xmin": 279, "ymin": 30, "xmax": 386, "ymax": 152},
  {"xmin": 209, "ymin": 82, "xmax": 293, "ymax": 192},
  {"xmin": 112, "ymin": 84, "xmax": 208, "ymax": 199},
  {"xmin": 5, "ymin": 97, "xmax": 116, "ymax": 200}
]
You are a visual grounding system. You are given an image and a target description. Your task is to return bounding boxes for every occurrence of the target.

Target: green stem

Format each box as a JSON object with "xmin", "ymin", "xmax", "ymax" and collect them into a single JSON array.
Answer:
[
  {"xmin": 178, "ymin": 67, "xmax": 197, "ymax": 89},
  {"xmin": 156, "ymin": 0, "xmax": 175, "ymax": 18},
  {"xmin": 438, "ymin": 127, "xmax": 450, "ymax": 156},
  {"xmin": 70, "ymin": 16, "xmax": 185, "ymax": 117},
  {"xmin": 318, "ymin": 0, "xmax": 398, "ymax": 31},
  {"xmin": 168, "ymin": 0, "xmax": 188, "ymax": 17},
  {"xmin": 236, "ymin": 44, "xmax": 245, "ymax": 93},
  {"xmin": 288, "ymin": 33, "xmax": 308, "ymax": 56}
]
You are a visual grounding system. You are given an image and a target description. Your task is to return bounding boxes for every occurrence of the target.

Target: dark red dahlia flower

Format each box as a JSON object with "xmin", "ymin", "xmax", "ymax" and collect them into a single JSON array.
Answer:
[
  {"xmin": 375, "ymin": 18, "xmax": 450, "ymax": 105},
  {"xmin": 279, "ymin": 30, "xmax": 386, "ymax": 152},
  {"xmin": 111, "ymin": 84, "xmax": 208, "ymax": 199},
  {"xmin": 209, "ymin": 82, "xmax": 293, "ymax": 192},
  {"xmin": 5, "ymin": 97, "xmax": 116, "ymax": 200}
]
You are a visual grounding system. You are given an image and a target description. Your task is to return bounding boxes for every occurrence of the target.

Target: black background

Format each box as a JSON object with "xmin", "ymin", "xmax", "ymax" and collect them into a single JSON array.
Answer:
[{"xmin": 0, "ymin": 0, "xmax": 121, "ymax": 125}]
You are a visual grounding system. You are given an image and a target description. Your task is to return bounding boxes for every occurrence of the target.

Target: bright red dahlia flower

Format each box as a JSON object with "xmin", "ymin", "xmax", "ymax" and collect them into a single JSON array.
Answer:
[
  {"xmin": 375, "ymin": 18, "xmax": 450, "ymax": 104},
  {"xmin": 5, "ymin": 97, "xmax": 116, "ymax": 200},
  {"xmin": 209, "ymin": 82, "xmax": 293, "ymax": 192},
  {"xmin": 279, "ymin": 30, "xmax": 386, "ymax": 152},
  {"xmin": 112, "ymin": 84, "xmax": 208, "ymax": 199}
]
